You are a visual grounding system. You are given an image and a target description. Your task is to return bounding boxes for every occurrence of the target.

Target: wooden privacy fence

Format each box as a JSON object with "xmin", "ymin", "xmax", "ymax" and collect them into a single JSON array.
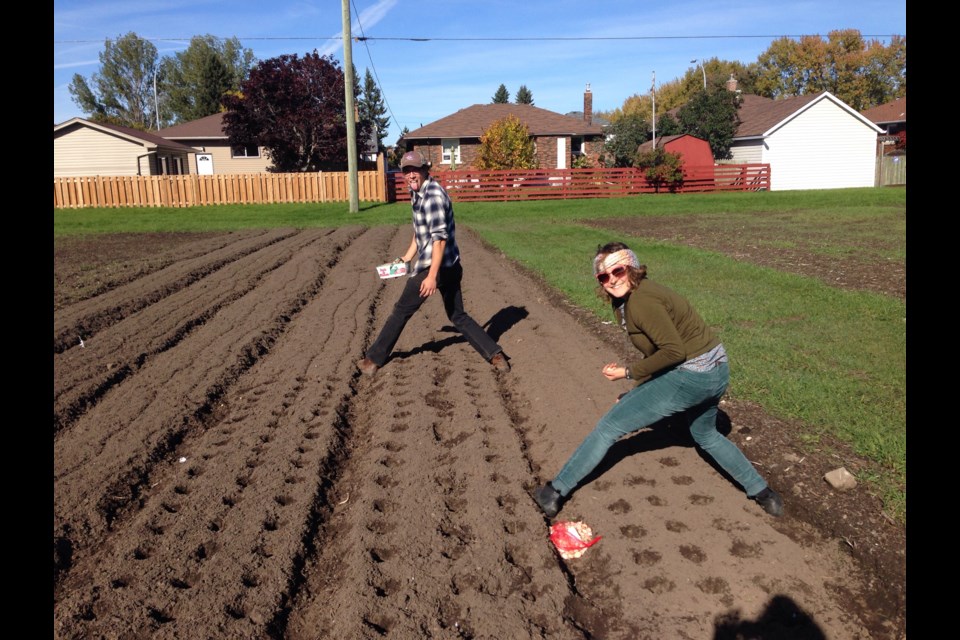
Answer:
[
  {"xmin": 55, "ymin": 163, "xmax": 769, "ymax": 209},
  {"xmin": 877, "ymin": 154, "xmax": 906, "ymax": 186},
  {"xmin": 389, "ymin": 164, "xmax": 770, "ymax": 202},
  {"xmin": 54, "ymin": 170, "xmax": 387, "ymax": 209}
]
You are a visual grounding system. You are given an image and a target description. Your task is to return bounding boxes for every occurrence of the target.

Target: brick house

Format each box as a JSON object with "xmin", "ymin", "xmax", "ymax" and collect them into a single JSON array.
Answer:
[{"xmin": 399, "ymin": 86, "xmax": 606, "ymax": 171}]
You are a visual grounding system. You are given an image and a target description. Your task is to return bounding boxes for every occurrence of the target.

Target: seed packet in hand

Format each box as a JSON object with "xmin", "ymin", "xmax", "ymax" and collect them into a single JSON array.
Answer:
[{"xmin": 376, "ymin": 262, "xmax": 408, "ymax": 279}]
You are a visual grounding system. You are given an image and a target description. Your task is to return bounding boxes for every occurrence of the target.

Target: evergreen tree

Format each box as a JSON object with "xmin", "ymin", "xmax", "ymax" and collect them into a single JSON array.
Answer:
[
  {"xmin": 492, "ymin": 84, "xmax": 510, "ymax": 103},
  {"xmin": 515, "ymin": 85, "xmax": 534, "ymax": 105},
  {"xmin": 359, "ymin": 69, "xmax": 391, "ymax": 152}
]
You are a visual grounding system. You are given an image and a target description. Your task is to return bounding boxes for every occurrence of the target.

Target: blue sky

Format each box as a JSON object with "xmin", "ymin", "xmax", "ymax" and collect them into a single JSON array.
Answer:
[{"xmin": 54, "ymin": 1, "xmax": 906, "ymax": 142}]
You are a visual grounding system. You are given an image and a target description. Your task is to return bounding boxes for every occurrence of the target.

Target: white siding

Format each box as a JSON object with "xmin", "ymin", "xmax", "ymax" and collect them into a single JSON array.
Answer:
[
  {"xmin": 763, "ymin": 99, "xmax": 879, "ymax": 191},
  {"xmin": 725, "ymin": 140, "xmax": 763, "ymax": 164},
  {"xmin": 54, "ymin": 127, "xmax": 154, "ymax": 177}
]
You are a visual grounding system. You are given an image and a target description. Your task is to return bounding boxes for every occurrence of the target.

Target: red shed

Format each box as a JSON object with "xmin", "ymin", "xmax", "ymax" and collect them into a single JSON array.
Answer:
[
  {"xmin": 637, "ymin": 134, "xmax": 714, "ymax": 168},
  {"xmin": 637, "ymin": 133, "xmax": 715, "ymax": 185}
]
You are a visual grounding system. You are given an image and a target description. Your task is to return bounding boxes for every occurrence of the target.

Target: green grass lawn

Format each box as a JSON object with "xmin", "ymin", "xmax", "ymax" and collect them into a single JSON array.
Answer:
[{"xmin": 54, "ymin": 187, "xmax": 907, "ymax": 521}]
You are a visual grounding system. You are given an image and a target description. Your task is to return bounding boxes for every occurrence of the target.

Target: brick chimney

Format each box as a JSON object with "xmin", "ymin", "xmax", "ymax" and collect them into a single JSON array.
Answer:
[
  {"xmin": 725, "ymin": 73, "xmax": 738, "ymax": 92},
  {"xmin": 583, "ymin": 83, "xmax": 593, "ymax": 125}
]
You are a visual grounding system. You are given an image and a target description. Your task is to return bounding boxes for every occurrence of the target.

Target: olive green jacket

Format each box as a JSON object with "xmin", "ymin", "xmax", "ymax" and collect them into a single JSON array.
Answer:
[{"xmin": 613, "ymin": 279, "xmax": 721, "ymax": 384}]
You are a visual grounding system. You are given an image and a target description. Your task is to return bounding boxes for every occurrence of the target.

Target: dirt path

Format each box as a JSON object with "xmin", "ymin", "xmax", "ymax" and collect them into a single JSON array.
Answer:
[{"xmin": 54, "ymin": 227, "xmax": 904, "ymax": 639}]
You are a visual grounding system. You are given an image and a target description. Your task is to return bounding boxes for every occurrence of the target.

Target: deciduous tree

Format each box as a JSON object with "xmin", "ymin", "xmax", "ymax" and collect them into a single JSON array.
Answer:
[
  {"xmin": 68, "ymin": 32, "xmax": 161, "ymax": 130},
  {"xmin": 755, "ymin": 30, "xmax": 905, "ymax": 109},
  {"xmin": 221, "ymin": 51, "xmax": 370, "ymax": 172},
  {"xmin": 159, "ymin": 35, "xmax": 254, "ymax": 123},
  {"xmin": 675, "ymin": 89, "xmax": 740, "ymax": 159},
  {"xmin": 475, "ymin": 115, "xmax": 537, "ymax": 169},
  {"xmin": 601, "ymin": 112, "xmax": 649, "ymax": 167}
]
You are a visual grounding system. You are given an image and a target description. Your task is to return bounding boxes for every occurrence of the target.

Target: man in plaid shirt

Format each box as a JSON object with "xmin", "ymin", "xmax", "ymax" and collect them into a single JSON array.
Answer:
[{"xmin": 357, "ymin": 150, "xmax": 510, "ymax": 375}]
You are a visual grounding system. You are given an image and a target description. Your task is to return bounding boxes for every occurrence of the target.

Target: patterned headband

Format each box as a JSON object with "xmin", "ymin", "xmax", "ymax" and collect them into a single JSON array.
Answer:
[{"xmin": 594, "ymin": 249, "xmax": 640, "ymax": 274}]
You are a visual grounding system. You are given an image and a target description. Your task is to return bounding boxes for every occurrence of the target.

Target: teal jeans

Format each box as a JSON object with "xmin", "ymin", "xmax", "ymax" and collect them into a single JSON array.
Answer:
[{"xmin": 551, "ymin": 362, "xmax": 767, "ymax": 498}]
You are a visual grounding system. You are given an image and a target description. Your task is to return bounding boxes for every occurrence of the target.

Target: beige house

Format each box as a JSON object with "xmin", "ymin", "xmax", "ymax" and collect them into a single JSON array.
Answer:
[
  {"xmin": 54, "ymin": 118, "xmax": 197, "ymax": 177},
  {"xmin": 158, "ymin": 112, "xmax": 272, "ymax": 174}
]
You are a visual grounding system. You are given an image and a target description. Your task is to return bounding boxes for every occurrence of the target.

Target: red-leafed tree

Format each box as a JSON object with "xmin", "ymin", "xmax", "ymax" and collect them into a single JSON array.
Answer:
[
  {"xmin": 221, "ymin": 51, "xmax": 370, "ymax": 172},
  {"xmin": 894, "ymin": 130, "xmax": 906, "ymax": 151}
]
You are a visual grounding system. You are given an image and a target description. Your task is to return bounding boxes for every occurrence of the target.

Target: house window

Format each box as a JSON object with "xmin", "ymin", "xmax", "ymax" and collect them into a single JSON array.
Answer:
[
  {"xmin": 571, "ymin": 137, "xmax": 584, "ymax": 155},
  {"xmin": 441, "ymin": 139, "xmax": 461, "ymax": 165},
  {"xmin": 231, "ymin": 144, "xmax": 261, "ymax": 158}
]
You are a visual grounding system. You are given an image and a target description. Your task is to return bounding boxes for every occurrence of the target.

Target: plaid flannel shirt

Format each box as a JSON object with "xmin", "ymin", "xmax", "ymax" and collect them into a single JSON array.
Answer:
[{"xmin": 409, "ymin": 177, "xmax": 460, "ymax": 275}]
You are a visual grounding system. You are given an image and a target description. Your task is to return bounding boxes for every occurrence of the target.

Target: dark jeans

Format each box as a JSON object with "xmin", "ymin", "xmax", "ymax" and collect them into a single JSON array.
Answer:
[{"xmin": 365, "ymin": 262, "xmax": 502, "ymax": 366}]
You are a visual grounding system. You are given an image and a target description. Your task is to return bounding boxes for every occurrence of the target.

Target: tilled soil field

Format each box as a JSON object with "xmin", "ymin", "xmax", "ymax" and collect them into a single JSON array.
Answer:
[{"xmin": 53, "ymin": 224, "xmax": 905, "ymax": 639}]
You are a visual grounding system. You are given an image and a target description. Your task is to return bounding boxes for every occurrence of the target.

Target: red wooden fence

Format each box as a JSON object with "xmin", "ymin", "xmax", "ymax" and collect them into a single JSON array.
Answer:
[{"xmin": 388, "ymin": 164, "xmax": 770, "ymax": 202}]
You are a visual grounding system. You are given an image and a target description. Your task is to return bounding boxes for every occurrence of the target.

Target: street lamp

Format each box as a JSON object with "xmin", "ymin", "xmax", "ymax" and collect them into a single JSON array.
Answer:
[{"xmin": 691, "ymin": 59, "xmax": 706, "ymax": 90}]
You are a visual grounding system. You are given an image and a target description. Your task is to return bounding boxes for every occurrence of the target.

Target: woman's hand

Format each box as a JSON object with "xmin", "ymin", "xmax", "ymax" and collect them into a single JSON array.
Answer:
[{"xmin": 601, "ymin": 362, "xmax": 628, "ymax": 381}]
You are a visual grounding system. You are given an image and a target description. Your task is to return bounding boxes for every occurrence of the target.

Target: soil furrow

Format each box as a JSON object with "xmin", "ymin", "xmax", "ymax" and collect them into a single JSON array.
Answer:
[
  {"xmin": 53, "ymin": 227, "xmax": 350, "ymax": 435},
  {"xmin": 54, "ymin": 228, "xmax": 355, "ymax": 590},
  {"xmin": 53, "ymin": 226, "xmax": 400, "ymax": 639},
  {"xmin": 53, "ymin": 228, "xmax": 298, "ymax": 353}
]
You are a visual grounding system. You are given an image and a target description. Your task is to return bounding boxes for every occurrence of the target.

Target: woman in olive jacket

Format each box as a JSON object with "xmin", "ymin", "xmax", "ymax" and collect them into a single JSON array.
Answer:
[{"xmin": 534, "ymin": 241, "xmax": 783, "ymax": 519}]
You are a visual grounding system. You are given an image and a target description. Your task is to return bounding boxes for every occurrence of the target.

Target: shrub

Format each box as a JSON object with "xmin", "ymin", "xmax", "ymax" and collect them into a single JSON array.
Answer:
[{"xmin": 635, "ymin": 148, "xmax": 684, "ymax": 193}]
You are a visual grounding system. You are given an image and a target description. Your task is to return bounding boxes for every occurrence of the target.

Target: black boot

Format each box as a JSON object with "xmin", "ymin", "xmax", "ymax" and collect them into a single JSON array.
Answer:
[
  {"xmin": 534, "ymin": 482, "xmax": 562, "ymax": 518},
  {"xmin": 751, "ymin": 487, "xmax": 784, "ymax": 517}
]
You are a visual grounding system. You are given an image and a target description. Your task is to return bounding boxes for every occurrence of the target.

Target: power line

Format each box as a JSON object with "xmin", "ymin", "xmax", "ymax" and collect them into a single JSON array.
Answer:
[{"xmin": 54, "ymin": 33, "xmax": 904, "ymax": 45}]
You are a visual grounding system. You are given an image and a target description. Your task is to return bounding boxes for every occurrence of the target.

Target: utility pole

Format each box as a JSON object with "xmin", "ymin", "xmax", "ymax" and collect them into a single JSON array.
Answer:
[
  {"xmin": 341, "ymin": 0, "xmax": 359, "ymax": 212},
  {"xmin": 651, "ymin": 71, "xmax": 656, "ymax": 149},
  {"xmin": 154, "ymin": 68, "xmax": 160, "ymax": 131}
]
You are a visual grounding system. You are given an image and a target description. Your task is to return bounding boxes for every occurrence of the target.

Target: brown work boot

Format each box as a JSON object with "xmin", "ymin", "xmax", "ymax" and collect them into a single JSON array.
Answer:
[
  {"xmin": 356, "ymin": 357, "xmax": 379, "ymax": 376},
  {"xmin": 490, "ymin": 352, "xmax": 510, "ymax": 372}
]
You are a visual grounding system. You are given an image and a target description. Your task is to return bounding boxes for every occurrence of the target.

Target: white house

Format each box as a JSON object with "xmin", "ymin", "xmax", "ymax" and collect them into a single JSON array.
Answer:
[{"xmin": 724, "ymin": 87, "xmax": 884, "ymax": 191}]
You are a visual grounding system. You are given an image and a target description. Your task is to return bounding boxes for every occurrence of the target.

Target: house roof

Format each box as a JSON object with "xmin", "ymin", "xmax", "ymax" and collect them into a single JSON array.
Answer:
[
  {"xmin": 158, "ymin": 112, "xmax": 228, "ymax": 139},
  {"xmin": 860, "ymin": 97, "xmax": 906, "ymax": 125},
  {"xmin": 54, "ymin": 117, "xmax": 197, "ymax": 152},
  {"xmin": 402, "ymin": 103, "xmax": 605, "ymax": 140},
  {"xmin": 734, "ymin": 91, "xmax": 882, "ymax": 139}
]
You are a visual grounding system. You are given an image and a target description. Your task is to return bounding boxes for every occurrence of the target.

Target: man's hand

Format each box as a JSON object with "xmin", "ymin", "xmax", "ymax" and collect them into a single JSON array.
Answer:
[{"xmin": 420, "ymin": 275, "xmax": 438, "ymax": 297}]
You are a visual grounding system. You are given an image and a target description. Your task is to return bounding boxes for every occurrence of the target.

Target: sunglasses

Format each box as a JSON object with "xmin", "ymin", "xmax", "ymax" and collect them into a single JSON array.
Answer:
[{"xmin": 596, "ymin": 265, "xmax": 629, "ymax": 284}]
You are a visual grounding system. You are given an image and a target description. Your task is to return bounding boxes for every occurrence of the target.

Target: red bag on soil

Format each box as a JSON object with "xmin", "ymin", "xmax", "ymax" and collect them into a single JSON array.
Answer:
[{"xmin": 549, "ymin": 521, "xmax": 602, "ymax": 559}]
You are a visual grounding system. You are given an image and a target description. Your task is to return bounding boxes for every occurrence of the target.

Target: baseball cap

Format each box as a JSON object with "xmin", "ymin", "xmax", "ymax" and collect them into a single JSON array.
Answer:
[{"xmin": 400, "ymin": 150, "xmax": 431, "ymax": 169}]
